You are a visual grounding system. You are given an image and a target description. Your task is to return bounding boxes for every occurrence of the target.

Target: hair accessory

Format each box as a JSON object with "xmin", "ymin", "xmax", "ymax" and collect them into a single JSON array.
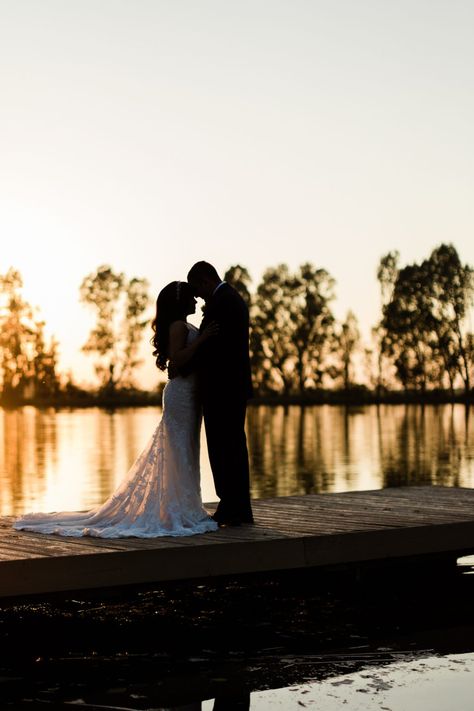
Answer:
[{"xmin": 176, "ymin": 281, "xmax": 181, "ymax": 301}]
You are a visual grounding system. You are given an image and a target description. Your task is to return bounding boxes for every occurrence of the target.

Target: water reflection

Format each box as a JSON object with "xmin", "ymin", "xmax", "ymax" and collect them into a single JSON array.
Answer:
[
  {"xmin": 0, "ymin": 405, "xmax": 472, "ymax": 516},
  {"xmin": 241, "ymin": 653, "xmax": 474, "ymax": 710},
  {"xmin": 248, "ymin": 404, "xmax": 474, "ymax": 498},
  {"xmin": 146, "ymin": 701, "xmax": 249, "ymax": 711}
]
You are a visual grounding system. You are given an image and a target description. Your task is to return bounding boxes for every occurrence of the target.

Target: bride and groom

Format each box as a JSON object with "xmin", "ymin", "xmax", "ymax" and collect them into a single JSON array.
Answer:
[{"xmin": 14, "ymin": 261, "xmax": 254, "ymax": 538}]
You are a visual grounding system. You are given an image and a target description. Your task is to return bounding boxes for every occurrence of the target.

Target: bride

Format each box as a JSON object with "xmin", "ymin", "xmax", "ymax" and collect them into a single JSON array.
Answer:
[{"xmin": 13, "ymin": 281, "xmax": 219, "ymax": 538}]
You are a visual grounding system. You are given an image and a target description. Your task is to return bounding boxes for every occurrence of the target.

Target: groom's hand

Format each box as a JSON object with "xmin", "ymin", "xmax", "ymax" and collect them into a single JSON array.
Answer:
[
  {"xmin": 201, "ymin": 320, "xmax": 219, "ymax": 340},
  {"xmin": 167, "ymin": 363, "xmax": 179, "ymax": 379}
]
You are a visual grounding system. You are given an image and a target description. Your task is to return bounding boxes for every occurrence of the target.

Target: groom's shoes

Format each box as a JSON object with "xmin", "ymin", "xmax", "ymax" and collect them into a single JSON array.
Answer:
[
  {"xmin": 211, "ymin": 512, "xmax": 254, "ymax": 527},
  {"xmin": 211, "ymin": 513, "xmax": 241, "ymax": 527}
]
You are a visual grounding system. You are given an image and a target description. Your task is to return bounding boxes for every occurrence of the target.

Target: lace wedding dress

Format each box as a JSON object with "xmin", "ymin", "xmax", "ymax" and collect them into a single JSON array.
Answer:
[{"xmin": 13, "ymin": 325, "xmax": 218, "ymax": 538}]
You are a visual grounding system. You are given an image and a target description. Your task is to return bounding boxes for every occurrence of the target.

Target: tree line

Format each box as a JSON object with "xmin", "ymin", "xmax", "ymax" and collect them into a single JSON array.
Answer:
[
  {"xmin": 0, "ymin": 243, "xmax": 472, "ymax": 405},
  {"xmin": 229, "ymin": 243, "xmax": 473, "ymax": 397}
]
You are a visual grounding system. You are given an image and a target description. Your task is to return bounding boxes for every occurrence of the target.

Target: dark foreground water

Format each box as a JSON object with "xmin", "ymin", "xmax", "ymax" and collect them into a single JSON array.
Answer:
[
  {"xmin": 1, "ymin": 557, "xmax": 474, "ymax": 708},
  {"xmin": 1, "ymin": 403, "xmax": 473, "ymax": 708}
]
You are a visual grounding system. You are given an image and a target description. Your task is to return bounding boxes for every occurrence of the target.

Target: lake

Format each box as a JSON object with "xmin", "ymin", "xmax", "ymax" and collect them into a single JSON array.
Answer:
[
  {"xmin": 1, "ymin": 402, "xmax": 474, "ymax": 708},
  {"xmin": 0, "ymin": 403, "xmax": 472, "ymax": 517}
]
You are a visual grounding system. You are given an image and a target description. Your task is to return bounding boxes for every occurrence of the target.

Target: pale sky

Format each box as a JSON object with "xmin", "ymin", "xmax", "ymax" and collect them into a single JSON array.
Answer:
[{"xmin": 1, "ymin": 0, "xmax": 473, "ymax": 388}]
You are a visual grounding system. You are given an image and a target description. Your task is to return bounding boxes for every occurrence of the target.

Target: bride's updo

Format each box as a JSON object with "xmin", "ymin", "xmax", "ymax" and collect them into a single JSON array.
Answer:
[{"xmin": 151, "ymin": 281, "xmax": 194, "ymax": 371}]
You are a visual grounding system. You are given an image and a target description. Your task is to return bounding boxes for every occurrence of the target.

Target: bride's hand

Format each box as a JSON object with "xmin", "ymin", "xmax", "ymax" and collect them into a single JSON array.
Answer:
[{"xmin": 201, "ymin": 321, "xmax": 219, "ymax": 340}]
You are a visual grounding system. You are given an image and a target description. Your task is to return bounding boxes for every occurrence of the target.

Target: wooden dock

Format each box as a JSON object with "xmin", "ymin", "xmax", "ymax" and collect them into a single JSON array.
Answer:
[{"xmin": 1, "ymin": 486, "xmax": 474, "ymax": 598}]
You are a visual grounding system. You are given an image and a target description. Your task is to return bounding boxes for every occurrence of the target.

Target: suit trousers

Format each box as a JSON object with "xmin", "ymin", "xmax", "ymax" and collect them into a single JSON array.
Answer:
[{"xmin": 203, "ymin": 395, "xmax": 253, "ymax": 522}]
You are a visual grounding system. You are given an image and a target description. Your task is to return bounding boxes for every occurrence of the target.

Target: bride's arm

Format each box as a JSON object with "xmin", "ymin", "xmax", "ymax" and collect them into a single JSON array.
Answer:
[{"xmin": 168, "ymin": 321, "xmax": 218, "ymax": 372}]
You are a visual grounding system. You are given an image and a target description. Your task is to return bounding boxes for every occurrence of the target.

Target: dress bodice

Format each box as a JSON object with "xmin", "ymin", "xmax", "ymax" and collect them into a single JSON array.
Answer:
[{"xmin": 185, "ymin": 323, "xmax": 199, "ymax": 343}]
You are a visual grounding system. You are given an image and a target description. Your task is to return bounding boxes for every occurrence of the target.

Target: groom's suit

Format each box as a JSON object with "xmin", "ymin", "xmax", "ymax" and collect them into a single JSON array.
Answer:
[{"xmin": 197, "ymin": 282, "xmax": 254, "ymax": 523}]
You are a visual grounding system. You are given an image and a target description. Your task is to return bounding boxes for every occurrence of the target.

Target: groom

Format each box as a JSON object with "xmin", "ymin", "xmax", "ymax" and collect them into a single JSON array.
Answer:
[{"xmin": 187, "ymin": 261, "xmax": 254, "ymax": 526}]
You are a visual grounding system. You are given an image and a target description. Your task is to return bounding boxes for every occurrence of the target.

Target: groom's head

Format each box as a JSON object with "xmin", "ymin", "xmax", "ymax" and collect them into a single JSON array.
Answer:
[{"xmin": 187, "ymin": 261, "xmax": 221, "ymax": 300}]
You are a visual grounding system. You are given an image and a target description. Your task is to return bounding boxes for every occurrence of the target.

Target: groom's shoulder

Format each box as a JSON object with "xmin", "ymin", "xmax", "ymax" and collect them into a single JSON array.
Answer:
[
  {"xmin": 218, "ymin": 283, "xmax": 248, "ymax": 309},
  {"xmin": 219, "ymin": 282, "xmax": 243, "ymax": 300}
]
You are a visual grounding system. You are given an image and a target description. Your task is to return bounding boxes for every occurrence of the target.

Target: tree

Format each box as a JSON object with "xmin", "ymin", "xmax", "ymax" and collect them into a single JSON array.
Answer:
[
  {"xmin": 426, "ymin": 244, "xmax": 473, "ymax": 393},
  {"xmin": 368, "ymin": 324, "xmax": 394, "ymax": 392},
  {"xmin": 290, "ymin": 263, "xmax": 336, "ymax": 393},
  {"xmin": 381, "ymin": 261, "xmax": 438, "ymax": 391},
  {"xmin": 251, "ymin": 265, "xmax": 294, "ymax": 394},
  {"xmin": 251, "ymin": 263, "xmax": 336, "ymax": 395},
  {"xmin": 334, "ymin": 310, "xmax": 360, "ymax": 389},
  {"xmin": 80, "ymin": 265, "xmax": 150, "ymax": 391},
  {"xmin": 377, "ymin": 251, "xmax": 399, "ymax": 307},
  {"xmin": 30, "ymin": 322, "xmax": 60, "ymax": 400},
  {"xmin": 0, "ymin": 268, "xmax": 59, "ymax": 401},
  {"xmin": 378, "ymin": 245, "xmax": 473, "ymax": 393},
  {"xmin": 224, "ymin": 265, "xmax": 252, "ymax": 307},
  {"xmin": 373, "ymin": 251, "xmax": 400, "ymax": 391}
]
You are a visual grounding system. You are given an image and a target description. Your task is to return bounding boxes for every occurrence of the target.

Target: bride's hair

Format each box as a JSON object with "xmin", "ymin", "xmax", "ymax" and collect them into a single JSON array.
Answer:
[{"xmin": 151, "ymin": 281, "xmax": 194, "ymax": 371}]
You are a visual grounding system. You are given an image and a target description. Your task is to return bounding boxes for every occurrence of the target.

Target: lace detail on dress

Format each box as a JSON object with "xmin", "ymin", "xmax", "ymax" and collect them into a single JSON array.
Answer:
[{"xmin": 13, "ymin": 324, "xmax": 218, "ymax": 538}]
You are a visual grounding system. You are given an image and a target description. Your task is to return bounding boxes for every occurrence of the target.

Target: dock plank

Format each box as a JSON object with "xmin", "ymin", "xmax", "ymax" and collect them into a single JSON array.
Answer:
[{"xmin": 2, "ymin": 486, "xmax": 474, "ymax": 597}]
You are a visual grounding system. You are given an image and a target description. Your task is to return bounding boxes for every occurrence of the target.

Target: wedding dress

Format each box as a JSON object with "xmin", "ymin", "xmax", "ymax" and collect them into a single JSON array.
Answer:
[{"xmin": 13, "ymin": 324, "xmax": 218, "ymax": 538}]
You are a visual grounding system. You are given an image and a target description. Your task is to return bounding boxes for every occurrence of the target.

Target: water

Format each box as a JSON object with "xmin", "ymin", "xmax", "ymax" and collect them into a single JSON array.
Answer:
[
  {"xmin": 241, "ymin": 653, "xmax": 474, "ymax": 710},
  {"xmin": 0, "ymin": 403, "xmax": 472, "ymax": 516},
  {"xmin": 1, "ymin": 403, "xmax": 474, "ymax": 708},
  {"xmin": 2, "ymin": 561, "xmax": 474, "ymax": 708}
]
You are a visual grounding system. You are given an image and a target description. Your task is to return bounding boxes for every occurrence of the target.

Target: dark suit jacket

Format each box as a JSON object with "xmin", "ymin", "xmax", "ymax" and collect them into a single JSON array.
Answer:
[{"xmin": 191, "ymin": 283, "xmax": 253, "ymax": 402}]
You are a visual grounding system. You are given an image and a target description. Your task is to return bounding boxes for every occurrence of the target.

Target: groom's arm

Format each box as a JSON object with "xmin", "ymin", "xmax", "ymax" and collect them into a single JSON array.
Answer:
[
  {"xmin": 178, "ymin": 325, "xmax": 214, "ymax": 376},
  {"xmin": 173, "ymin": 309, "xmax": 218, "ymax": 377},
  {"xmin": 173, "ymin": 354, "xmax": 197, "ymax": 378}
]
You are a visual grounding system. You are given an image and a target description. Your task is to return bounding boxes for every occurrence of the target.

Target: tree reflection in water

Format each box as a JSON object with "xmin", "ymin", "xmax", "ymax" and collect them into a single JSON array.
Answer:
[
  {"xmin": 247, "ymin": 404, "xmax": 473, "ymax": 497},
  {"xmin": 0, "ymin": 405, "xmax": 472, "ymax": 517}
]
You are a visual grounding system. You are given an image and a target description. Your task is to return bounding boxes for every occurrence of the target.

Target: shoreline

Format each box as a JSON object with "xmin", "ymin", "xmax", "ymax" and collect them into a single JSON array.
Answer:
[{"xmin": 1, "ymin": 389, "xmax": 472, "ymax": 410}]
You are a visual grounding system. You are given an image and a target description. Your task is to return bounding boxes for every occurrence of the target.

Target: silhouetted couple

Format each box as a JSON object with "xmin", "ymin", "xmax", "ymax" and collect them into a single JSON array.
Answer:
[{"xmin": 14, "ymin": 261, "xmax": 254, "ymax": 537}]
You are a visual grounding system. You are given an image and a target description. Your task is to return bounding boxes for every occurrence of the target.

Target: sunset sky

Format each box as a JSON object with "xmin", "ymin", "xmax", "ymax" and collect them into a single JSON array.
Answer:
[{"xmin": 1, "ymin": 0, "xmax": 473, "ymax": 388}]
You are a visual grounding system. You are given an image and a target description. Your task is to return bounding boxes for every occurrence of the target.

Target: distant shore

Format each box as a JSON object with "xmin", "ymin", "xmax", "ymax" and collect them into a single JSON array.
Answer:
[{"xmin": 1, "ymin": 386, "xmax": 472, "ymax": 410}]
